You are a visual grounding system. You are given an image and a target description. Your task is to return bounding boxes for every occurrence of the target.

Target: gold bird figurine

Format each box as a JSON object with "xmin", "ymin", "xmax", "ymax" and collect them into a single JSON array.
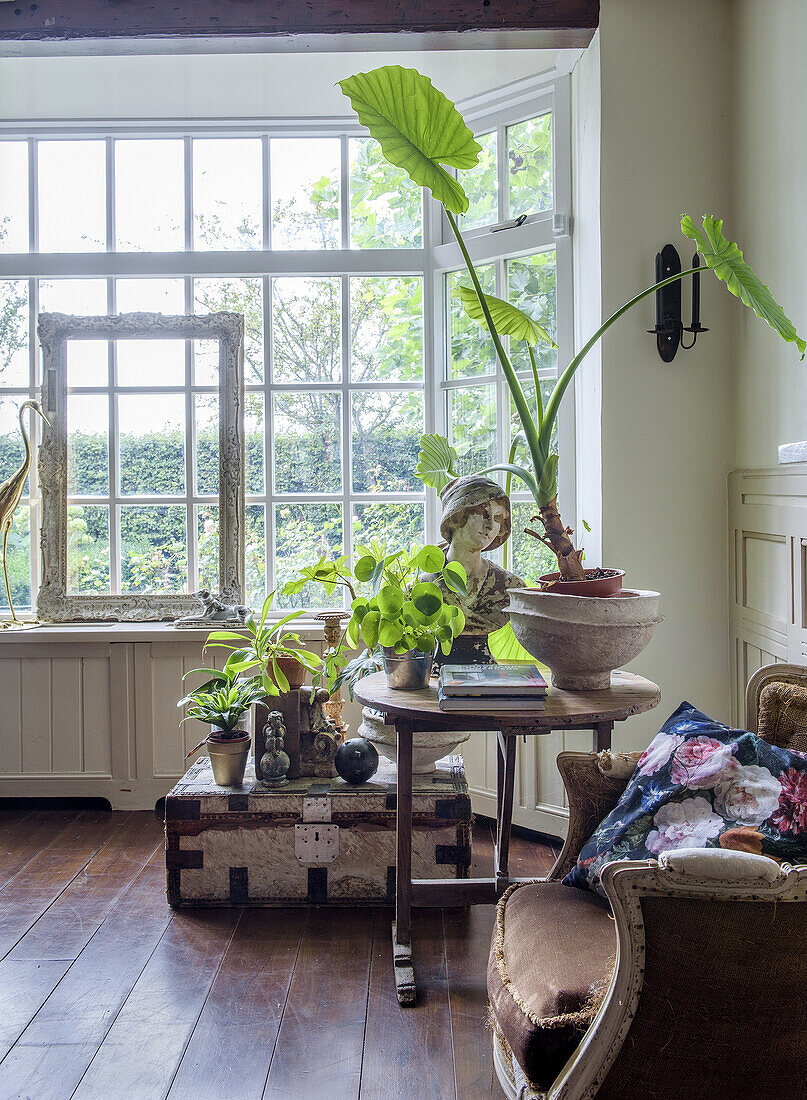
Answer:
[{"xmin": 0, "ymin": 400, "xmax": 49, "ymax": 625}]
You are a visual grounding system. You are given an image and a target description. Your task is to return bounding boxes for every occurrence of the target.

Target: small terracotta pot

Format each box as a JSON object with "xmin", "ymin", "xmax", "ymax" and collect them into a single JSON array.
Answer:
[
  {"xmin": 537, "ymin": 569, "xmax": 625, "ymax": 597},
  {"xmin": 207, "ymin": 731, "xmax": 250, "ymax": 787},
  {"xmin": 276, "ymin": 655, "xmax": 307, "ymax": 690}
]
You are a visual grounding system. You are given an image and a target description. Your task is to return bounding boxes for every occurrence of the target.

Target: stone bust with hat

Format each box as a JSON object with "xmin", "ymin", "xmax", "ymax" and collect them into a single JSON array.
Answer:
[{"xmin": 429, "ymin": 474, "xmax": 526, "ymax": 663}]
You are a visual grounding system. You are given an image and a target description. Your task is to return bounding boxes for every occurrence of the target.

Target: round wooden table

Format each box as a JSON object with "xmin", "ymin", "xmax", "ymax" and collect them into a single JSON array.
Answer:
[{"xmin": 354, "ymin": 669, "xmax": 661, "ymax": 1005}]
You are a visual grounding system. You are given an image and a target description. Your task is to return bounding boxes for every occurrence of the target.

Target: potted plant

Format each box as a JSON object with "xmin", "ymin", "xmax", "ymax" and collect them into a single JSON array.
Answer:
[
  {"xmin": 179, "ymin": 662, "xmax": 268, "ymax": 786},
  {"xmin": 203, "ymin": 592, "xmax": 323, "ymax": 695},
  {"xmin": 339, "ymin": 65, "xmax": 805, "ymax": 687}
]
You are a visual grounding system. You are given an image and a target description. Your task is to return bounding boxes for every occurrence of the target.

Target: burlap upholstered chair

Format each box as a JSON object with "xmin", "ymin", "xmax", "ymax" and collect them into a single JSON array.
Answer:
[{"xmin": 488, "ymin": 664, "xmax": 807, "ymax": 1100}]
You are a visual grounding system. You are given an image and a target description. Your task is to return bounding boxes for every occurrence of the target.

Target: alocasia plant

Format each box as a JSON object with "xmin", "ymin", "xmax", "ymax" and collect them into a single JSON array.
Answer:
[{"xmin": 339, "ymin": 65, "xmax": 805, "ymax": 582}]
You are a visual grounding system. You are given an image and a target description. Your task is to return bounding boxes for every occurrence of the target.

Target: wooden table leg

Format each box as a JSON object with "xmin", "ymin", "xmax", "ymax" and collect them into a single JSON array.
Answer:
[
  {"xmin": 393, "ymin": 718, "xmax": 415, "ymax": 1006},
  {"xmin": 594, "ymin": 721, "xmax": 613, "ymax": 751},
  {"xmin": 495, "ymin": 730, "xmax": 517, "ymax": 891}
]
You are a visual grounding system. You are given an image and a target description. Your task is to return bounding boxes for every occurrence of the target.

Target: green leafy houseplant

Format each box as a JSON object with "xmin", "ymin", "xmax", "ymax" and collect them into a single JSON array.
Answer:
[
  {"xmin": 203, "ymin": 592, "xmax": 323, "ymax": 697},
  {"xmin": 345, "ymin": 543, "xmax": 467, "ymax": 657},
  {"xmin": 339, "ymin": 66, "xmax": 806, "ymax": 583}
]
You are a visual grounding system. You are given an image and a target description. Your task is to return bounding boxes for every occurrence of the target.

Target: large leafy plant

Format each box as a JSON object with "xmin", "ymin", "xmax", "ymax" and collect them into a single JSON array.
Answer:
[
  {"xmin": 202, "ymin": 593, "xmax": 322, "ymax": 696},
  {"xmin": 339, "ymin": 66, "xmax": 806, "ymax": 582}
]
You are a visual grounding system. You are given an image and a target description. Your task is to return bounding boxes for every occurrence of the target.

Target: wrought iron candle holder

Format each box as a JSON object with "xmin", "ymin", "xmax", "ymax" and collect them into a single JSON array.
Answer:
[{"xmin": 647, "ymin": 244, "xmax": 709, "ymax": 362}]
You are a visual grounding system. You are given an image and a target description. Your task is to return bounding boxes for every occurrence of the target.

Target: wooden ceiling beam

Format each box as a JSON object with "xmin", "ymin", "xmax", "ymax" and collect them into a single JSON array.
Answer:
[{"xmin": 0, "ymin": 1, "xmax": 598, "ymax": 45}]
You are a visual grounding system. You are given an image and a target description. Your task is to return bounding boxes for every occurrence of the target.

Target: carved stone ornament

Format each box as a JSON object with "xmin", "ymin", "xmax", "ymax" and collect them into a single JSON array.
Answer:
[{"xmin": 36, "ymin": 311, "xmax": 245, "ymax": 622}]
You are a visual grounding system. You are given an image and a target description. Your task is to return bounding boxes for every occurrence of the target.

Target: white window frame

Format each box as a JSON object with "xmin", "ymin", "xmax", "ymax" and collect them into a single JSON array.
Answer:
[{"xmin": 0, "ymin": 70, "xmax": 574, "ymax": 618}]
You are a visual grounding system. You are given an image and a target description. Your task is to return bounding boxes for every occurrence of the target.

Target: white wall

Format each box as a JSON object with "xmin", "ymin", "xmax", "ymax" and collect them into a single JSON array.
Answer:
[
  {"xmin": 574, "ymin": 0, "xmax": 737, "ymax": 747},
  {"xmin": 0, "ymin": 48, "xmax": 556, "ymax": 120},
  {"xmin": 734, "ymin": 0, "xmax": 807, "ymax": 469}
]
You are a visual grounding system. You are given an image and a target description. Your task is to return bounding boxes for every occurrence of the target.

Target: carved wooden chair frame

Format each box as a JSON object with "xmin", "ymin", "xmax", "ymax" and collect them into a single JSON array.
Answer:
[
  {"xmin": 492, "ymin": 663, "xmax": 807, "ymax": 1100},
  {"xmin": 36, "ymin": 311, "xmax": 245, "ymax": 622}
]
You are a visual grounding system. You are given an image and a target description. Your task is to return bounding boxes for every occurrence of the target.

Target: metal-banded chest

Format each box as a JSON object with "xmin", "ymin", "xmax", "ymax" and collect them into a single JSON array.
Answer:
[{"xmin": 165, "ymin": 755, "xmax": 472, "ymax": 907}]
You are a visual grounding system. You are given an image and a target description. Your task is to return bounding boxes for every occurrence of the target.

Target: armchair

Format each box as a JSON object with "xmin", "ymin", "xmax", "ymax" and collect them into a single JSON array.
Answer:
[{"xmin": 488, "ymin": 666, "xmax": 807, "ymax": 1099}]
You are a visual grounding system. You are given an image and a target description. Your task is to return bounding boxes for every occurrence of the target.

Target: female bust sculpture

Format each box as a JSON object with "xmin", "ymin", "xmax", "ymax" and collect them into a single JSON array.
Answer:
[{"xmin": 431, "ymin": 475, "xmax": 525, "ymax": 663}]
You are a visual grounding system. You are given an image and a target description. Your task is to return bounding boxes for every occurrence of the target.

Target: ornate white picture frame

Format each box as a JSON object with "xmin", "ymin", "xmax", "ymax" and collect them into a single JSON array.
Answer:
[{"xmin": 36, "ymin": 311, "xmax": 245, "ymax": 622}]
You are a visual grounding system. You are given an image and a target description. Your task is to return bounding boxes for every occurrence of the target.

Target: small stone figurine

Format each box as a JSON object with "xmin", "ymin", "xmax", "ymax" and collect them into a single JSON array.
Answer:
[
  {"xmin": 259, "ymin": 711, "xmax": 291, "ymax": 787},
  {"xmin": 431, "ymin": 475, "xmax": 526, "ymax": 664},
  {"xmin": 175, "ymin": 590, "xmax": 250, "ymax": 627}
]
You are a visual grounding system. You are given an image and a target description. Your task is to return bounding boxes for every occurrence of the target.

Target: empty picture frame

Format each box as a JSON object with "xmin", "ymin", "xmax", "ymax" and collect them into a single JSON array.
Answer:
[{"xmin": 36, "ymin": 311, "xmax": 245, "ymax": 622}]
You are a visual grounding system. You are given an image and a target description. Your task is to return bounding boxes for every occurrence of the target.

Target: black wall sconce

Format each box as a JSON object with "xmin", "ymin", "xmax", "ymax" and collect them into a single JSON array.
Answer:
[{"xmin": 647, "ymin": 244, "xmax": 709, "ymax": 362}]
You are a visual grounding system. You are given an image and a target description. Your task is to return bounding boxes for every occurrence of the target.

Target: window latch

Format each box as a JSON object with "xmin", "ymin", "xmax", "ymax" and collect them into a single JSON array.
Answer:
[{"xmin": 490, "ymin": 214, "xmax": 527, "ymax": 234}]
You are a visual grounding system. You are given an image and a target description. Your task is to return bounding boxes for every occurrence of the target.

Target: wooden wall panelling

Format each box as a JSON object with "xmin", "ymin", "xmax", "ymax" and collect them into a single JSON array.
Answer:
[
  {"xmin": 0, "ymin": 655, "xmax": 22, "ymax": 774},
  {"xmin": 20, "ymin": 657, "xmax": 51, "ymax": 774},
  {"xmin": 50, "ymin": 657, "xmax": 82, "ymax": 774},
  {"xmin": 82, "ymin": 651, "xmax": 113, "ymax": 775}
]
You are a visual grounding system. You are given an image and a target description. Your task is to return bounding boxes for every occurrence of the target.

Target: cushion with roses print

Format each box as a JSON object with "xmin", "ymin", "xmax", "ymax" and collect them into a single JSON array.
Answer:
[{"xmin": 563, "ymin": 701, "xmax": 807, "ymax": 896}]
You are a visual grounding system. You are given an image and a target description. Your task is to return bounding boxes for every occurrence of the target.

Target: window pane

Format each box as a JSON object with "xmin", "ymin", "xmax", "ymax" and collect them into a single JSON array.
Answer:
[
  {"xmin": 195, "ymin": 394, "xmax": 218, "ymax": 496},
  {"xmin": 39, "ymin": 279, "xmax": 107, "ymax": 315},
  {"xmin": 193, "ymin": 139, "xmax": 262, "ymax": 250},
  {"xmin": 448, "ymin": 384, "xmax": 497, "ymax": 475},
  {"xmin": 511, "ymin": 379, "xmax": 556, "ymax": 468},
  {"xmin": 67, "ymin": 341, "xmax": 108, "ymax": 389},
  {"xmin": 38, "ymin": 141, "xmax": 106, "ymax": 252},
  {"xmin": 448, "ymin": 265, "xmax": 495, "ymax": 379},
  {"xmin": 245, "ymin": 393, "xmax": 265, "ymax": 495},
  {"xmin": 271, "ymin": 138, "xmax": 340, "ymax": 250},
  {"xmin": 196, "ymin": 503, "xmax": 219, "ymax": 591},
  {"xmin": 352, "ymin": 502, "xmax": 424, "ymax": 554},
  {"xmin": 120, "ymin": 505, "xmax": 187, "ymax": 593},
  {"xmin": 0, "ymin": 501, "xmax": 30, "ymax": 614},
  {"xmin": 349, "ymin": 137, "xmax": 422, "ymax": 249},
  {"xmin": 350, "ymin": 276, "xmax": 423, "ymax": 383},
  {"xmin": 0, "ymin": 281, "xmax": 29, "ymax": 388},
  {"xmin": 245, "ymin": 504, "xmax": 266, "ymax": 611},
  {"xmin": 116, "ymin": 278, "xmax": 184, "ymax": 314},
  {"xmin": 67, "ymin": 505, "xmax": 110, "ymax": 594},
  {"xmin": 0, "ymin": 142, "xmax": 29, "ymax": 253},
  {"xmin": 507, "ymin": 251, "xmax": 557, "ymax": 373},
  {"xmin": 461, "ymin": 131, "xmax": 498, "ymax": 230},
  {"xmin": 117, "ymin": 339, "xmax": 185, "ymax": 388},
  {"xmin": 68, "ymin": 395, "xmax": 108, "ymax": 495},
  {"xmin": 510, "ymin": 501, "xmax": 555, "ymax": 583},
  {"xmin": 273, "ymin": 392, "xmax": 341, "ymax": 494},
  {"xmin": 115, "ymin": 140, "xmax": 184, "ymax": 251},
  {"xmin": 275, "ymin": 503, "xmax": 343, "ymax": 609},
  {"xmin": 118, "ymin": 394, "xmax": 185, "ymax": 496},
  {"xmin": 351, "ymin": 391, "xmax": 423, "ymax": 493},
  {"xmin": 0, "ymin": 397, "xmax": 31, "ymax": 501},
  {"xmin": 508, "ymin": 113, "xmax": 552, "ymax": 217},
  {"xmin": 272, "ymin": 277, "xmax": 340, "ymax": 384},
  {"xmin": 194, "ymin": 277, "xmax": 263, "ymax": 384},
  {"xmin": 191, "ymin": 339, "xmax": 218, "ymax": 388}
]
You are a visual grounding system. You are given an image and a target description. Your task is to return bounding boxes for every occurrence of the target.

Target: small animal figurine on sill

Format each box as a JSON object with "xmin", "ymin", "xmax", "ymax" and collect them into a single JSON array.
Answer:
[
  {"xmin": 175, "ymin": 589, "xmax": 251, "ymax": 627},
  {"xmin": 430, "ymin": 474, "xmax": 526, "ymax": 665}
]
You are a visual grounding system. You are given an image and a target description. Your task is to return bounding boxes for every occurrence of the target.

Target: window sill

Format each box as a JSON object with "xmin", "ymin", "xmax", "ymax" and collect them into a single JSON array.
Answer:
[{"xmin": 0, "ymin": 620, "xmax": 327, "ymax": 645}]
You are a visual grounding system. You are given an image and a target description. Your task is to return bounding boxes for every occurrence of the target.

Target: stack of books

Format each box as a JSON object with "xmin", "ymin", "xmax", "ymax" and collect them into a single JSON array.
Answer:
[{"xmin": 437, "ymin": 663, "xmax": 548, "ymax": 713}]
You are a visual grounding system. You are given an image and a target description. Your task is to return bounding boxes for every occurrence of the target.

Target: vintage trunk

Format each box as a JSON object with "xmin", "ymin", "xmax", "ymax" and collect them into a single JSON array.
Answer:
[{"xmin": 165, "ymin": 754, "xmax": 472, "ymax": 906}]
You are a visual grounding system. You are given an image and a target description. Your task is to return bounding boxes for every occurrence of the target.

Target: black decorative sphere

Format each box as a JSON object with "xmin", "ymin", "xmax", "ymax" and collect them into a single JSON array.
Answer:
[{"xmin": 335, "ymin": 737, "xmax": 379, "ymax": 785}]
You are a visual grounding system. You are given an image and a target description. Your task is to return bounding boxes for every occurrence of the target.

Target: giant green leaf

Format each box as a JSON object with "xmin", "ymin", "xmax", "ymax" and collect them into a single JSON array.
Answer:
[
  {"xmin": 338, "ymin": 66, "xmax": 481, "ymax": 215},
  {"xmin": 416, "ymin": 434, "xmax": 459, "ymax": 492},
  {"xmin": 456, "ymin": 285, "xmax": 556, "ymax": 348},
  {"xmin": 681, "ymin": 215, "xmax": 806, "ymax": 358}
]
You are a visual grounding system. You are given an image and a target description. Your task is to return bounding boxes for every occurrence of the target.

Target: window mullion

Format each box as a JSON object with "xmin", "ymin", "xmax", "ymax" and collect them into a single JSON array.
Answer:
[
  {"xmin": 341, "ymin": 273, "xmax": 351, "ymax": 604},
  {"xmin": 265, "ymin": 273, "xmax": 275, "ymax": 599}
]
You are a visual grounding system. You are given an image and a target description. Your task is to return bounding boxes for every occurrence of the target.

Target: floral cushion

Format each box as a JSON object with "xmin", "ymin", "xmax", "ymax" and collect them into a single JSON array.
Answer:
[{"xmin": 564, "ymin": 701, "xmax": 807, "ymax": 896}]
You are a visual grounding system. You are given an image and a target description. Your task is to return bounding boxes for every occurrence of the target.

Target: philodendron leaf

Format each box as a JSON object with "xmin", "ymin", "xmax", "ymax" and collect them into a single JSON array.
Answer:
[
  {"xmin": 456, "ymin": 285, "xmax": 557, "ymax": 347},
  {"xmin": 416, "ymin": 433, "xmax": 460, "ymax": 493},
  {"xmin": 681, "ymin": 215, "xmax": 806, "ymax": 358},
  {"xmin": 338, "ymin": 66, "xmax": 481, "ymax": 214}
]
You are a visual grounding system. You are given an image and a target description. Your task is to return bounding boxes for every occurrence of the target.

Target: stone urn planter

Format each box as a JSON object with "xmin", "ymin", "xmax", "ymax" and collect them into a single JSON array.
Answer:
[
  {"xmin": 507, "ymin": 587, "xmax": 662, "ymax": 691},
  {"xmin": 358, "ymin": 707, "xmax": 471, "ymax": 775}
]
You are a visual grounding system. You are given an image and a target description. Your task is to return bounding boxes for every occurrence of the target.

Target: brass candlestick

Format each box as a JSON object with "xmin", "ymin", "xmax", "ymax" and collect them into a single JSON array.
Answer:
[{"xmin": 315, "ymin": 611, "xmax": 348, "ymax": 732}]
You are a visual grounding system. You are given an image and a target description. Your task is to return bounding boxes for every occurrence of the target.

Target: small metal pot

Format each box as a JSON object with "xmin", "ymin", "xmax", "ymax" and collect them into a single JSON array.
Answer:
[
  {"xmin": 207, "ymin": 732, "xmax": 251, "ymax": 787},
  {"xmin": 381, "ymin": 647, "xmax": 433, "ymax": 691}
]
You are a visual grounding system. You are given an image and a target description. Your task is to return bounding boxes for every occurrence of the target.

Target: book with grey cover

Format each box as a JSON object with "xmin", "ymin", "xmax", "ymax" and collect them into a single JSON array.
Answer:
[{"xmin": 439, "ymin": 663, "xmax": 548, "ymax": 697}]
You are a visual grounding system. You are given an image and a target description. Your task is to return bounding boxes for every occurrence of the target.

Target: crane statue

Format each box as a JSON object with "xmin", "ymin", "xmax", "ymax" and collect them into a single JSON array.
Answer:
[{"xmin": 0, "ymin": 400, "xmax": 49, "ymax": 626}]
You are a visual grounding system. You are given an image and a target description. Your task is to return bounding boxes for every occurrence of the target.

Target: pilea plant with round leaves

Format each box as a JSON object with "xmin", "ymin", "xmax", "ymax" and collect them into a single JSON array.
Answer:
[
  {"xmin": 339, "ymin": 66, "xmax": 806, "ymax": 583},
  {"xmin": 346, "ymin": 543, "xmax": 468, "ymax": 657}
]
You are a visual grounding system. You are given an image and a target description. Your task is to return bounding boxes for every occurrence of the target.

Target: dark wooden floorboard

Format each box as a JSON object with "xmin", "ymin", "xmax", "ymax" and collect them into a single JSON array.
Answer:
[
  {"xmin": 263, "ymin": 908, "xmax": 374, "ymax": 1100},
  {"xmin": 0, "ymin": 809, "xmax": 559, "ymax": 1100},
  {"xmin": 0, "ymin": 811, "xmax": 131, "ymax": 959},
  {"xmin": 70, "ymin": 907, "xmax": 240, "ymax": 1100},
  {"xmin": 360, "ymin": 908, "xmax": 456, "ymax": 1100},
  {"xmin": 166, "ymin": 909, "xmax": 306, "ymax": 1100}
]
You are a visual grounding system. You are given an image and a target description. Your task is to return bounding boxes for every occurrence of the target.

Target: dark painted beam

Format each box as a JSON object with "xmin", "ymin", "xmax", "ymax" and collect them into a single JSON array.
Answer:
[{"xmin": 0, "ymin": 0, "xmax": 598, "ymax": 44}]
